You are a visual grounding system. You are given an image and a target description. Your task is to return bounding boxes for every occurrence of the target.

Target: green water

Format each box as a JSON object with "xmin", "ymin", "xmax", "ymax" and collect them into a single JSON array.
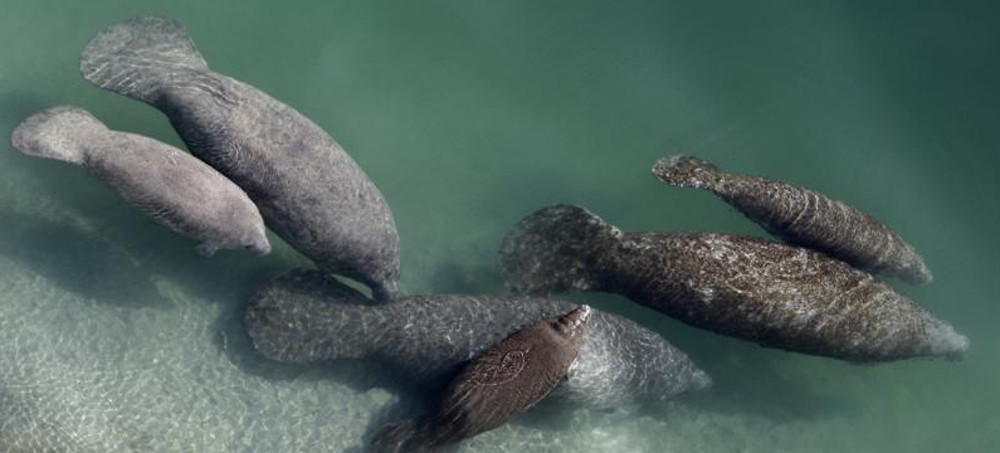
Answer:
[{"xmin": 1, "ymin": 0, "xmax": 997, "ymax": 451}]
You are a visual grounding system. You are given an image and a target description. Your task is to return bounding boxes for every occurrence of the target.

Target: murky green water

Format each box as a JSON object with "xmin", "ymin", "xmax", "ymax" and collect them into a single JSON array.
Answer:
[{"xmin": 1, "ymin": 1, "xmax": 997, "ymax": 451}]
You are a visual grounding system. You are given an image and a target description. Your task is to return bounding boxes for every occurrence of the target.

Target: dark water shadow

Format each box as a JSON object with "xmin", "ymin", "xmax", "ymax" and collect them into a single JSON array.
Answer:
[
  {"xmin": 0, "ymin": 208, "xmax": 168, "ymax": 308},
  {"xmin": 430, "ymin": 260, "xmax": 504, "ymax": 294},
  {"xmin": 647, "ymin": 331, "xmax": 860, "ymax": 423},
  {"xmin": 219, "ymin": 316, "xmax": 446, "ymax": 452},
  {"xmin": 674, "ymin": 344, "xmax": 862, "ymax": 422}
]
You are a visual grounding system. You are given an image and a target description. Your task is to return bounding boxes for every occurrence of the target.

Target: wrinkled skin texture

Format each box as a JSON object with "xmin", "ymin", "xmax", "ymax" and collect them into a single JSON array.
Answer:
[
  {"xmin": 11, "ymin": 105, "xmax": 269, "ymax": 255},
  {"xmin": 244, "ymin": 269, "xmax": 710, "ymax": 410},
  {"xmin": 368, "ymin": 306, "xmax": 591, "ymax": 453},
  {"xmin": 653, "ymin": 155, "xmax": 932, "ymax": 285},
  {"xmin": 80, "ymin": 17, "xmax": 400, "ymax": 300},
  {"xmin": 499, "ymin": 205, "xmax": 968, "ymax": 362}
]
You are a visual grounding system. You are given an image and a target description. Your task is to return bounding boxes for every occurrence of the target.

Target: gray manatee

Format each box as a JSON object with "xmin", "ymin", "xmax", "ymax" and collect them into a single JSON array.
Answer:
[
  {"xmin": 11, "ymin": 105, "xmax": 269, "ymax": 256},
  {"xmin": 499, "ymin": 204, "xmax": 968, "ymax": 362},
  {"xmin": 80, "ymin": 17, "xmax": 400, "ymax": 300},
  {"xmin": 244, "ymin": 269, "xmax": 710, "ymax": 410},
  {"xmin": 369, "ymin": 306, "xmax": 591, "ymax": 453},
  {"xmin": 653, "ymin": 155, "xmax": 932, "ymax": 285}
]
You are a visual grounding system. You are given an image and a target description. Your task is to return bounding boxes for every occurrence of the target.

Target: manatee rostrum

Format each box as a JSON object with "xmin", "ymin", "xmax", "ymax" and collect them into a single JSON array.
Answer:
[
  {"xmin": 653, "ymin": 155, "xmax": 932, "ymax": 285},
  {"xmin": 80, "ymin": 17, "xmax": 400, "ymax": 300},
  {"xmin": 11, "ymin": 105, "xmax": 269, "ymax": 256},
  {"xmin": 244, "ymin": 269, "xmax": 710, "ymax": 410},
  {"xmin": 369, "ymin": 305, "xmax": 591, "ymax": 453},
  {"xmin": 499, "ymin": 204, "xmax": 969, "ymax": 362}
]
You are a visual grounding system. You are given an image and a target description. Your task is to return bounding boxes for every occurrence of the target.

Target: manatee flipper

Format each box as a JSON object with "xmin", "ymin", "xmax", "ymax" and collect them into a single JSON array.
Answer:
[
  {"xmin": 11, "ymin": 106, "xmax": 107, "ymax": 164},
  {"xmin": 80, "ymin": 17, "xmax": 209, "ymax": 103},
  {"xmin": 499, "ymin": 205, "xmax": 622, "ymax": 294}
]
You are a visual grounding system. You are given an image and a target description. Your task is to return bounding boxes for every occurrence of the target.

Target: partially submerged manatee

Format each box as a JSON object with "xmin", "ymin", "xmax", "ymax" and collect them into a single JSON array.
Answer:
[{"xmin": 368, "ymin": 306, "xmax": 591, "ymax": 453}]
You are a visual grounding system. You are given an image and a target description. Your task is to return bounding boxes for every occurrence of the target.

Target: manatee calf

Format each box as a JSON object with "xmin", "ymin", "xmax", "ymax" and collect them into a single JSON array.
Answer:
[
  {"xmin": 499, "ymin": 205, "xmax": 968, "ymax": 362},
  {"xmin": 369, "ymin": 306, "xmax": 591, "ymax": 453},
  {"xmin": 80, "ymin": 17, "xmax": 400, "ymax": 300},
  {"xmin": 11, "ymin": 105, "xmax": 269, "ymax": 256},
  {"xmin": 653, "ymin": 155, "xmax": 932, "ymax": 285},
  {"xmin": 244, "ymin": 269, "xmax": 710, "ymax": 409}
]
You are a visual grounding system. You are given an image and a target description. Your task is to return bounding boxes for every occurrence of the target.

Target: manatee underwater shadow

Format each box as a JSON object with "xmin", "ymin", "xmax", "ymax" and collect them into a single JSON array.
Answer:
[
  {"xmin": 655, "ymin": 334, "xmax": 862, "ymax": 423},
  {"xmin": 0, "ymin": 208, "xmax": 170, "ymax": 308},
  {"xmin": 430, "ymin": 259, "xmax": 505, "ymax": 294}
]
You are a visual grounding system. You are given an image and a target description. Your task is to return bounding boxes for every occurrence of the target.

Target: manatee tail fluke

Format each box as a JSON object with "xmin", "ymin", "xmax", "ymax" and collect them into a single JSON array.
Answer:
[
  {"xmin": 80, "ymin": 17, "xmax": 208, "ymax": 103},
  {"xmin": 11, "ymin": 105, "xmax": 107, "ymax": 165},
  {"xmin": 652, "ymin": 155, "xmax": 724, "ymax": 190},
  {"xmin": 923, "ymin": 318, "xmax": 969, "ymax": 361},
  {"xmin": 244, "ymin": 270, "xmax": 376, "ymax": 363},
  {"xmin": 499, "ymin": 204, "xmax": 621, "ymax": 295}
]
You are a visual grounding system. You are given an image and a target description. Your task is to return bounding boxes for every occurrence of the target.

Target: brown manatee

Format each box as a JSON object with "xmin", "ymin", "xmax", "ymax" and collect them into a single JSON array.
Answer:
[
  {"xmin": 11, "ymin": 105, "xmax": 269, "ymax": 256},
  {"xmin": 80, "ymin": 17, "xmax": 400, "ymax": 300},
  {"xmin": 367, "ymin": 306, "xmax": 591, "ymax": 453},
  {"xmin": 653, "ymin": 155, "xmax": 932, "ymax": 285},
  {"xmin": 244, "ymin": 269, "xmax": 710, "ymax": 410},
  {"xmin": 499, "ymin": 204, "xmax": 968, "ymax": 362}
]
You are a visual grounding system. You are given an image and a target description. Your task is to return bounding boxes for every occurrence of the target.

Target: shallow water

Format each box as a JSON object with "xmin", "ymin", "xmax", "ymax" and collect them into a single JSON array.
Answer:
[{"xmin": 1, "ymin": 1, "xmax": 997, "ymax": 452}]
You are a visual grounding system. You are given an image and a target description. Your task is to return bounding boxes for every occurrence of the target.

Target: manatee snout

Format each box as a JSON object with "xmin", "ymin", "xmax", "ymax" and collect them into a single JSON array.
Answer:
[
  {"xmin": 555, "ymin": 305, "xmax": 591, "ymax": 340},
  {"xmin": 250, "ymin": 237, "xmax": 272, "ymax": 256}
]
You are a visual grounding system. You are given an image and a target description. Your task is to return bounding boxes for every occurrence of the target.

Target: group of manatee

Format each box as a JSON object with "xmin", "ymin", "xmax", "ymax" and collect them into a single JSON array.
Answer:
[{"xmin": 10, "ymin": 16, "xmax": 967, "ymax": 453}]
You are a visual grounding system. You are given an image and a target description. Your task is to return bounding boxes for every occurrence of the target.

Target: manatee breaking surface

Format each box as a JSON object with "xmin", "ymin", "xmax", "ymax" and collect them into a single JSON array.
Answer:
[{"xmin": 369, "ymin": 306, "xmax": 591, "ymax": 452}]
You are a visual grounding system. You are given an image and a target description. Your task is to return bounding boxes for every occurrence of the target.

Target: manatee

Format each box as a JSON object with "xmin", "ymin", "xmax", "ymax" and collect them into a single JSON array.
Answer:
[
  {"xmin": 653, "ymin": 155, "xmax": 933, "ymax": 285},
  {"xmin": 244, "ymin": 269, "xmax": 710, "ymax": 410},
  {"xmin": 499, "ymin": 204, "xmax": 968, "ymax": 362},
  {"xmin": 80, "ymin": 17, "xmax": 400, "ymax": 300},
  {"xmin": 369, "ymin": 305, "xmax": 591, "ymax": 453},
  {"xmin": 11, "ymin": 105, "xmax": 269, "ymax": 256}
]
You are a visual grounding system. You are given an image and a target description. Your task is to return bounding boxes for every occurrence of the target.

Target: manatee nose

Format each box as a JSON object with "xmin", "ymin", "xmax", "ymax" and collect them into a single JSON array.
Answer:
[
  {"xmin": 562, "ymin": 305, "xmax": 592, "ymax": 329},
  {"xmin": 254, "ymin": 239, "xmax": 272, "ymax": 256}
]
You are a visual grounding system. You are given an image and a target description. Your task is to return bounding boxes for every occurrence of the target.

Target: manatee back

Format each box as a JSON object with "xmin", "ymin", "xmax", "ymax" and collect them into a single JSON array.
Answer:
[{"xmin": 613, "ymin": 232, "xmax": 966, "ymax": 362}]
